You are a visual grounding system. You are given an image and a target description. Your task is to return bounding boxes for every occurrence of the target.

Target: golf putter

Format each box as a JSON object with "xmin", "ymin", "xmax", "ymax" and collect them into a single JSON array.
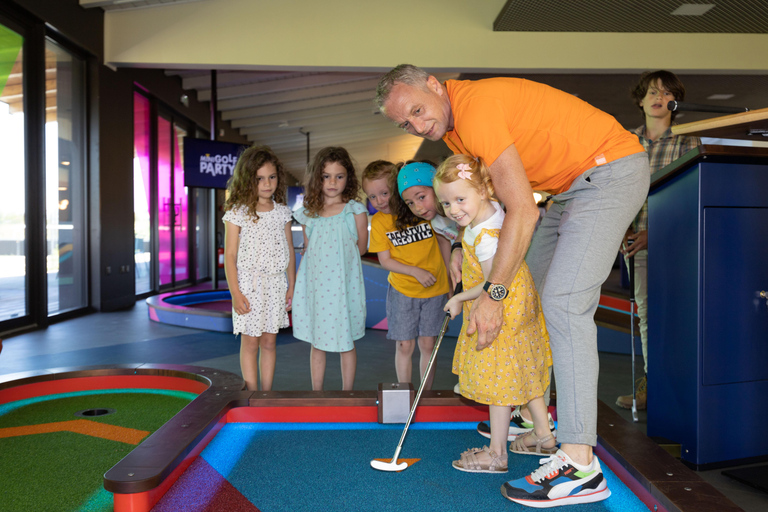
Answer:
[
  {"xmin": 628, "ymin": 246, "xmax": 638, "ymax": 423},
  {"xmin": 371, "ymin": 282, "xmax": 462, "ymax": 471}
]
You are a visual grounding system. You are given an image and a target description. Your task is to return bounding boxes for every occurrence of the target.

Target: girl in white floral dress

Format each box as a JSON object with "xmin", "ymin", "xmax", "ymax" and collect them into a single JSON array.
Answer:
[{"xmin": 223, "ymin": 146, "xmax": 295, "ymax": 392}]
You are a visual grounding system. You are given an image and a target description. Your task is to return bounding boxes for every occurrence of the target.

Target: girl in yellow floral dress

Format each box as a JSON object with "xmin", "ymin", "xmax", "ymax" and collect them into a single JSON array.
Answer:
[{"xmin": 434, "ymin": 154, "xmax": 554, "ymax": 474}]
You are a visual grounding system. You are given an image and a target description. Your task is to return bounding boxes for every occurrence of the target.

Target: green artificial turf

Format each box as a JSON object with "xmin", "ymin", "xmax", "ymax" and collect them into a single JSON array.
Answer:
[{"xmin": 0, "ymin": 390, "xmax": 195, "ymax": 512}]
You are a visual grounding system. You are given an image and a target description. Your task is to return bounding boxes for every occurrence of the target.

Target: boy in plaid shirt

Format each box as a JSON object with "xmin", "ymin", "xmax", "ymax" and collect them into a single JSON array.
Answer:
[{"xmin": 617, "ymin": 71, "xmax": 700, "ymax": 410}]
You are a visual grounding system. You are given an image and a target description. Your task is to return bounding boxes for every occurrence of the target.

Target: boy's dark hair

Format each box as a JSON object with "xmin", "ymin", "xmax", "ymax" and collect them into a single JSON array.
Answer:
[
  {"xmin": 388, "ymin": 163, "xmax": 420, "ymax": 231},
  {"xmin": 631, "ymin": 70, "xmax": 687, "ymax": 121},
  {"xmin": 388, "ymin": 159, "xmax": 438, "ymax": 231}
]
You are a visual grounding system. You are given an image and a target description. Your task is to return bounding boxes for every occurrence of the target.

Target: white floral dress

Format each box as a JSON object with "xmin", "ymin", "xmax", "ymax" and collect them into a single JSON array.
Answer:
[{"xmin": 223, "ymin": 202, "xmax": 293, "ymax": 337}]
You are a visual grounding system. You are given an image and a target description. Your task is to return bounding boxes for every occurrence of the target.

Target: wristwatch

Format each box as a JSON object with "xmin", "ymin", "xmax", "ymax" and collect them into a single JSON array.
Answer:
[{"xmin": 483, "ymin": 281, "xmax": 508, "ymax": 301}]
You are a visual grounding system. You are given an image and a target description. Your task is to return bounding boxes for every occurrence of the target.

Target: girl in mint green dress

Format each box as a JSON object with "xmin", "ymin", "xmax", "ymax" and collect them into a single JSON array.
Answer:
[{"xmin": 292, "ymin": 147, "xmax": 368, "ymax": 391}]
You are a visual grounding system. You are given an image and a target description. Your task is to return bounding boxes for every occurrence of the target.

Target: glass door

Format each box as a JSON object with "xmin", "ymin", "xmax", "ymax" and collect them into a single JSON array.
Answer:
[
  {"xmin": 45, "ymin": 38, "xmax": 87, "ymax": 315},
  {"xmin": 0, "ymin": 14, "xmax": 88, "ymax": 332},
  {"xmin": 0, "ymin": 23, "xmax": 26, "ymax": 323}
]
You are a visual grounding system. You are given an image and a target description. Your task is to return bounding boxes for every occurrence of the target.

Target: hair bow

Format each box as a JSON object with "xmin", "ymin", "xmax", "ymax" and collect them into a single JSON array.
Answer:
[{"xmin": 456, "ymin": 163, "xmax": 473, "ymax": 179}]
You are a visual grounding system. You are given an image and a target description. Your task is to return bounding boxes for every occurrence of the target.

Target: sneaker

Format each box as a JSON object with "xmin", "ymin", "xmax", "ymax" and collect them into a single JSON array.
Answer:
[
  {"xmin": 616, "ymin": 375, "xmax": 647, "ymax": 410},
  {"xmin": 477, "ymin": 408, "xmax": 556, "ymax": 441},
  {"xmin": 501, "ymin": 449, "xmax": 610, "ymax": 508}
]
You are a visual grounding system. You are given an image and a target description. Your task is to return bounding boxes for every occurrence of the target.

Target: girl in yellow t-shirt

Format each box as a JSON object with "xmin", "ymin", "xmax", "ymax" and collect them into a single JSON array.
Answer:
[{"xmin": 363, "ymin": 160, "xmax": 450, "ymax": 389}]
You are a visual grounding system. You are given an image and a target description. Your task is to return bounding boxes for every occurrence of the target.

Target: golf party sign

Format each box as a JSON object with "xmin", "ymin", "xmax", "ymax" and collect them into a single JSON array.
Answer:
[{"xmin": 183, "ymin": 138, "xmax": 249, "ymax": 189}]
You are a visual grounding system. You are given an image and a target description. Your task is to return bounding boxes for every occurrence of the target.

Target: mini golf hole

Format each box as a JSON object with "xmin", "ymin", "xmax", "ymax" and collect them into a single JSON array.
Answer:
[{"xmin": 75, "ymin": 408, "xmax": 116, "ymax": 418}]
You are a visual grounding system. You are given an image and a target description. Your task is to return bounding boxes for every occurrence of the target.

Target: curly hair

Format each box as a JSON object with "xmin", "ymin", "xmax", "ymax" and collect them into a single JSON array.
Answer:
[
  {"xmin": 434, "ymin": 154, "xmax": 495, "ymax": 199},
  {"xmin": 303, "ymin": 146, "xmax": 360, "ymax": 217},
  {"xmin": 223, "ymin": 145, "xmax": 287, "ymax": 221},
  {"xmin": 631, "ymin": 70, "xmax": 687, "ymax": 121}
]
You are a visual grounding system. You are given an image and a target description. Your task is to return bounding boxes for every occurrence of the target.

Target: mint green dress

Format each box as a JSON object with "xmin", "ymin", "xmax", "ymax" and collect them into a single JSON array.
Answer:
[{"xmin": 292, "ymin": 200, "xmax": 366, "ymax": 351}]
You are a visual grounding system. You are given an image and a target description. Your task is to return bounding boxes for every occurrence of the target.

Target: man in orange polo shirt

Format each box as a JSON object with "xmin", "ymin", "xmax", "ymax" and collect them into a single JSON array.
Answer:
[{"xmin": 376, "ymin": 65, "xmax": 649, "ymax": 508}]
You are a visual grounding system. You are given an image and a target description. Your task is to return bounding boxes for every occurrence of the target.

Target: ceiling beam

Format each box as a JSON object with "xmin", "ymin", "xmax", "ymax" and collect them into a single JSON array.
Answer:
[
  {"xmin": 221, "ymin": 90, "xmax": 374, "ymax": 121},
  {"xmin": 170, "ymin": 70, "xmax": 302, "ymax": 90},
  {"xmin": 240, "ymin": 112, "xmax": 389, "ymax": 138},
  {"xmin": 230, "ymin": 100, "xmax": 375, "ymax": 129},
  {"xmin": 198, "ymin": 72, "xmax": 376, "ymax": 102},
  {"xmin": 249, "ymin": 124, "xmax": 406, "ymax": 149},
  {"xmin": 216, "ymin": 77, "xmax": 381, "ymax": 111}
]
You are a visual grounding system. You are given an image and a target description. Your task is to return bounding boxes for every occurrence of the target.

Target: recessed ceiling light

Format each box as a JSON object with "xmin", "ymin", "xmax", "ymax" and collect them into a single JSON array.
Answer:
[
  {"xmin": 707, "ymin": 94, "xmax": 734, "ymax": 100},
  {"xmin": 671, "ymin": 4, "xmax": 715, "ymax": 16}
]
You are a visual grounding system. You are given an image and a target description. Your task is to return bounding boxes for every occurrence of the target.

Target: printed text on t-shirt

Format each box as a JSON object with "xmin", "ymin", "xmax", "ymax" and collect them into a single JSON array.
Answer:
[{"xmin": 386, "ymin": 223, "xmax": 434, "ymax": 246}]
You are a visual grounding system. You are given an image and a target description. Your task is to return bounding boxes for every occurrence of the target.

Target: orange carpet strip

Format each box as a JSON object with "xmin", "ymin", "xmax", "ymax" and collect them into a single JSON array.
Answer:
[{"xmin": 0, "ymin": 419, "xmax": 149, "ymax": 445}]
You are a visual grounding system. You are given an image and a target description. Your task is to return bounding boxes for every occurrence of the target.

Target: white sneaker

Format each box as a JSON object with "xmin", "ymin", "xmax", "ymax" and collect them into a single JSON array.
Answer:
[{"xmin": 501, "ymin": 449, "xmax": 611, "ymax": 508}]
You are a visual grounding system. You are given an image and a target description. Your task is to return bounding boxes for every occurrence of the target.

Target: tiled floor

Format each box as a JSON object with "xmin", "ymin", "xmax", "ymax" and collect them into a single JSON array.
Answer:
[{"xmin": 1, "ymin": 295, "xmax": 765, "ymax": 511}]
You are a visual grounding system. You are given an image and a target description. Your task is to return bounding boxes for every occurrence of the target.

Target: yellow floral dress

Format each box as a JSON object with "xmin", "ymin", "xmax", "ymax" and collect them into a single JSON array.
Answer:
[{"xmin": 452, "ymin": 228, "xmax": 552, "ymax": 406}]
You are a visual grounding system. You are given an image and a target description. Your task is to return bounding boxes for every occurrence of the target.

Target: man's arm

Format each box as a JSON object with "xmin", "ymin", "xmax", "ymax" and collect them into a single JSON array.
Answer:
[{"xmin": 467, "ymin": 143, "xmax": 540, "ymax": 349}]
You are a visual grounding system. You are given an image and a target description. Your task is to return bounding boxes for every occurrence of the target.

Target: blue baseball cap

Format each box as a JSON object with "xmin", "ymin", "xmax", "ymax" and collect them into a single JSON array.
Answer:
[{"xmin": 397, "ymin": 162, "xmax": 436, "ymax": 197}]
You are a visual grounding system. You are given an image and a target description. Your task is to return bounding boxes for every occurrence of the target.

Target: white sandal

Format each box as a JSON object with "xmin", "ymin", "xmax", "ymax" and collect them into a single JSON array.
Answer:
[{"xmin": 452, "ymin": 446, "xmax": 508, "ymax": 473}]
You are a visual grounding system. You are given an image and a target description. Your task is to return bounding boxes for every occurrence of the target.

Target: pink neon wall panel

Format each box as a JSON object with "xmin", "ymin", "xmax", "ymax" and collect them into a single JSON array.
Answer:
[
  {"xmin": 157, "ymin": 116, "xmax": 172, "ymax": 286},
  {"xmin": 173, "ymin": 125, "xmax": 188, "ymax": 282}
]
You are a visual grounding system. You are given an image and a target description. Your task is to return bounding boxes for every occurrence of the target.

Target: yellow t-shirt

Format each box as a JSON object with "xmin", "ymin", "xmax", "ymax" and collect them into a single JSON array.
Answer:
[
  {"xmin": 443, "ymin": 78, "xmax": 644, "ymax": 195},
  {"xmin": 369, "ymin": 212, "xmax": 449, "ymax": 299}
]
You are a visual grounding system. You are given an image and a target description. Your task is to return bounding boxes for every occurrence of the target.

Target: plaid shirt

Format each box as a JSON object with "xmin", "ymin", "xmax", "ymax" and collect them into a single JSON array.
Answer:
[{"xmin": 630, "ymin": 125, "xmax": 700, "ymax": 231}]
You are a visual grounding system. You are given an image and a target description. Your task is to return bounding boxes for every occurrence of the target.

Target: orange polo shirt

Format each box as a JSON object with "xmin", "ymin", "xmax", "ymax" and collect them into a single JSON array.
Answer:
[{"xmin": 443, "ymin": 78, "xmax": 644, "ymax": 195}]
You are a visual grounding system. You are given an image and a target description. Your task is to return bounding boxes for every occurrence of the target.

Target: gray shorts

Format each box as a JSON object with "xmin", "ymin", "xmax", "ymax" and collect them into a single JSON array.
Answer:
[{"xmin": 386, "ymin": 286, "xmax": 448, "ymax": 341}]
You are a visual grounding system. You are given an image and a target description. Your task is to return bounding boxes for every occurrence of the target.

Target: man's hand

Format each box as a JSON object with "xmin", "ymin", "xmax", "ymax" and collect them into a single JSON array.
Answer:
[
  {"xmin": 621, "ymin": 229, "xmax": 647, "ymax": 257},
  {"xmin": 466, "ymin": 292, "xmax": 504, "ymax": 350}
]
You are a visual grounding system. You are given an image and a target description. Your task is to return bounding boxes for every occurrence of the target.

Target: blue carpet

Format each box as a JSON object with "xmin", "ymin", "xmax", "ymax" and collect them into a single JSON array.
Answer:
[{"xmin": 198, "ymin": 423, "xmax": 648, "ymax": 512}]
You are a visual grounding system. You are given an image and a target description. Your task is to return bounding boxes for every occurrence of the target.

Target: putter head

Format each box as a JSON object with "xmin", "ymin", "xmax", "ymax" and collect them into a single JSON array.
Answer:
[{"xmin": 370, "ymin": 458, "xmax": 408, "ymax": 472}]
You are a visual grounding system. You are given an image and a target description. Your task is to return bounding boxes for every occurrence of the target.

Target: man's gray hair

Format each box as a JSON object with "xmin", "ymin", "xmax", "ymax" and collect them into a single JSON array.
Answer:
[{"xmin": 375, "ymin": 64, "xmax": 430, "ymax": 111}]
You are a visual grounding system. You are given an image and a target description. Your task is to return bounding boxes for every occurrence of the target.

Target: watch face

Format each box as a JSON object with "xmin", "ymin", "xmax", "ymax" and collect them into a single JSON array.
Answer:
[{"xmin": 489, "ymin": 284, "xmax": 507, "ymax": 301}]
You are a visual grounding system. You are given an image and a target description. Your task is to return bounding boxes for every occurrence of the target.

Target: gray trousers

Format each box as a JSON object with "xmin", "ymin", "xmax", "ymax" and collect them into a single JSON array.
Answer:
[{"xmin": 526, "ymin": 152, "xmax": 650, "ymax": 446}]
